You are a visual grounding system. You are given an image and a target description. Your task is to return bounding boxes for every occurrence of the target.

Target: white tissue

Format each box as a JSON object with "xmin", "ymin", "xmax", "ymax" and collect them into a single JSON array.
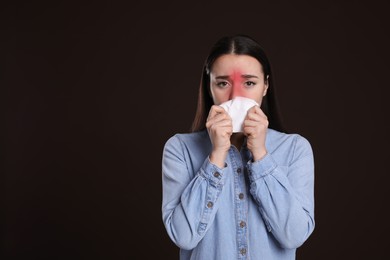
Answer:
[{"xmin": 219, "ymin": 97, "xmax": 259, "ymax": 133}]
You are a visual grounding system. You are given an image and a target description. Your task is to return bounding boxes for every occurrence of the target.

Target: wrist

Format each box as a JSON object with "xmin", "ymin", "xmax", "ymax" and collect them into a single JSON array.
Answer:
[
  {"xmin": 210, "ymin": 149, "xmax": 228, "ymax": 168},
  {"xmin": 251, "ymin": 149, "xmax": 267, "ymax": 162}
]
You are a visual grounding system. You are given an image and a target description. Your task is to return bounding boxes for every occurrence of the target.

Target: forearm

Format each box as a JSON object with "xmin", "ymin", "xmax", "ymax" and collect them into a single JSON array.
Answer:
[
  {"xmin": 248, "ymin": 153, "xmax": 315, "ymax": 249},
  {"xmin": 162, "ymin": 157, "xmax": 227, "ymax": 250}
]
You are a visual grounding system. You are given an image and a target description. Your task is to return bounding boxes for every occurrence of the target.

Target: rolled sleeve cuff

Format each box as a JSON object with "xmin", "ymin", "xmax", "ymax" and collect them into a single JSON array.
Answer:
[
  {"xmin": 247, "ymin": 153, "xmax": 277, "ymax": 181},
  {"xmin": 200, "ymin": 157, "xmax": 228, "ymax": 187}
]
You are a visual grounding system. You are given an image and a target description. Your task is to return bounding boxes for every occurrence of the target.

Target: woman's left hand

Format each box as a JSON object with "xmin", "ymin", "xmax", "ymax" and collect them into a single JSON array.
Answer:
[{"xmin": 243, "ymin": 106, "xmax": 268, "ymax": 161}]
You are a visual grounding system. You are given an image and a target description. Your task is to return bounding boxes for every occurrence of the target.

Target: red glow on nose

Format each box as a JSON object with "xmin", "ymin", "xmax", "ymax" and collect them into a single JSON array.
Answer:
[{"xmin": 231, "ymin": 70, "xmax": 244, "ymax": 98}]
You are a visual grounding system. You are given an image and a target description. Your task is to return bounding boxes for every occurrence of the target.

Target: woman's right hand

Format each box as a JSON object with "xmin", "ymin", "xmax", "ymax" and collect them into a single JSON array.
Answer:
[{"xmin": 206, "ymin": 105, "xmax": 232, "ymax": 168}]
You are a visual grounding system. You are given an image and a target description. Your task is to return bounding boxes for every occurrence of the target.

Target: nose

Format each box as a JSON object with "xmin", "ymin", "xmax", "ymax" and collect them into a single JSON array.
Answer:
[{"xmin": 229, "ymin": 81, "xmax": 242, "ymax": 99}]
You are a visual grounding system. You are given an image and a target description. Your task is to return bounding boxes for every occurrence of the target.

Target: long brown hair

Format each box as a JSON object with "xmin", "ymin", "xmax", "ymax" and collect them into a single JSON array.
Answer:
[{"xmin": 191, "ymin": 35, "xmax": 286, "ymax": 133}]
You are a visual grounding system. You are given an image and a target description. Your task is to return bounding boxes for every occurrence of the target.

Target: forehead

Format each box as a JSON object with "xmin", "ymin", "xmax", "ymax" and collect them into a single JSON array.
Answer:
[{"xmin": 211, "ymin": 54, "xmax": 263, "ymax": 75}]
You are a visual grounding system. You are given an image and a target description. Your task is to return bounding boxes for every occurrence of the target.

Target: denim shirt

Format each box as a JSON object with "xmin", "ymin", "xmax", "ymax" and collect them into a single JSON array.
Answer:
[{"xmin": 161, "ymin": 128, "xmax": 315, "ymax": 260}]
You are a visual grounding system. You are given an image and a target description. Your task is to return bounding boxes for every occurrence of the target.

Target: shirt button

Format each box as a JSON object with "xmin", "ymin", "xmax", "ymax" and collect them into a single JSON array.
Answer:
[
  {"xmin": 213, "ymin": 171, "xmax": 220, "ymax": 178},
  {"xmin": 240, "ymin": 221, "xmax": 246, "ymax": 228},
  {"xmin": 239, "ymin": 193, "xmax": 244, "ymax": 200},
  {"xmin": 240, "ymin": 248, "xmax": 246, "ymax": 256},
  {"xmin": 236, "ymin": 168, "xmax": 242, "ymax": 174},
  {"xmin": 207, "ymin": 201, "xmax": 213, "ymax": 208}
]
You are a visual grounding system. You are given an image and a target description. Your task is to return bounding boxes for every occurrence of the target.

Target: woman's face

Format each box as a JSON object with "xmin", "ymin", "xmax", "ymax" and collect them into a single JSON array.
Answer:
[{"xmin": 209, "ymin": 54, "xmax": 268, "ymax": 105}]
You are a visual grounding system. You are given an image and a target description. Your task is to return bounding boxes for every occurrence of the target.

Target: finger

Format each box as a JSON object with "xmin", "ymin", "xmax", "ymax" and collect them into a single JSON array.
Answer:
[
  {"xmin": 209, "ymin": 123, "xmax": 233, "ymax": 137},
  {"xmin": 244, "ymin": 117, "xmax": 268, "ymax": 129},
  {"xmin": 207, "ymin": 109, "xmax": 231, "ymax": 125},
  {"xmin": 253, "ymin": 105, "xmax": 267, "ymax": 118},
  {"xmin": 243, "ymin": 119, "xmax": 261, "ymax": 127},
  {"xmin": 243, "ymin": 126, "xmax": 256, "ymax": 136},
  {"xmin": 246, "ymin": 111, "xmax": 263, "ymax": 122},
  {"xmin": 213, "ymin": 118, "xmax": 233, "ymax": 128},
  {"xmin": 246, "ymin": 105, "xmax": 258, "ymax": 114},
  {"xmin": 247, "ymin": 105, "xmax": 267, "ymax": 118},
  {"xmin": 207, "ymin": 116, "xmax": 232, "ymax": 129},
  {"xmin": 207, "ymin": 112, "xmax": 230, "ymax": 124},
  {"xmin": 208, "ymin": 105, "xmax": 228, "ymax": 121},
  {"xmin": 207, "ymin": 107, "xmax": 231, "ymax": 121}
]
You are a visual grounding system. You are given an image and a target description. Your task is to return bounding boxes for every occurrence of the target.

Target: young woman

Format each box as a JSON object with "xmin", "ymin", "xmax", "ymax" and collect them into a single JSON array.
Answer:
[{"xmin": 162, "ymin": 35, "xmax": 315, "ymax": 259}]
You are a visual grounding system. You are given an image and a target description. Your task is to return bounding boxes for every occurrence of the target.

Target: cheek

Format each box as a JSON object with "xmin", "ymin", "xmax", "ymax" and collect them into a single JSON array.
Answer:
[
  {"xmin": 255, "ymin": 96, "xmax": 263, "ymax": 105},
  {"xmin": 215, "ymin": 93, "xmax": 231, "ymax": 105},
  {"xmin": 239, "ymin": 85, "xmax": 265, "ymax": 104},
  {"xmin": 210, "ymin": 87, "xmax": 230, "ymax": 105}
]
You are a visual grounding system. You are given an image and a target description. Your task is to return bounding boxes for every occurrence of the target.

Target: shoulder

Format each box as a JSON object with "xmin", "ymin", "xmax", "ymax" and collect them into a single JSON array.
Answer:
[
  {"xmin": 164, "ymin": 130, "xmax": 210, "ymax": 152},
  {"xmin": 267, "ymin": 128, "xmax": 313, "ymax": 158}
]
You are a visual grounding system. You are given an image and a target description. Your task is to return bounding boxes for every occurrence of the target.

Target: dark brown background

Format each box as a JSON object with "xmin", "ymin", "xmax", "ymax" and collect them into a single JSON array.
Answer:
[{"xmin": 2, "ymin": 1, "xmax": 389, "ymax": 259}]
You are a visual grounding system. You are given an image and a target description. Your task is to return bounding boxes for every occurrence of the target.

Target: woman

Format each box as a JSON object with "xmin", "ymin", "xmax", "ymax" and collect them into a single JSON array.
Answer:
[{"xmin": 161, "ymin": 35, "xmax": 315, "ymax": 259}]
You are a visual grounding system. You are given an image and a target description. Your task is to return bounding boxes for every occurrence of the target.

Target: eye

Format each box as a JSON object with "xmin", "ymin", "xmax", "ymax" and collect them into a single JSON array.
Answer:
[
  {"xmin": 244, "ymin": 81, "xmax": 256, "ymax": 87},
  {"xmin": 216, "ymin": 81, "xmax": 229, "ymax": 88}
]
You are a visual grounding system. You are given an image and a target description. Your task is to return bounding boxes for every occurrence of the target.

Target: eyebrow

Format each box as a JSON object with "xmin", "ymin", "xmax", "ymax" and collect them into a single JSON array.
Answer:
[
  {"xmin": 241, "ymin": 74, "xmax": 259, "ymax": 79},
  {"xmin": 215, "ymin": 74, "xmax": 259, "ymax": 79}
]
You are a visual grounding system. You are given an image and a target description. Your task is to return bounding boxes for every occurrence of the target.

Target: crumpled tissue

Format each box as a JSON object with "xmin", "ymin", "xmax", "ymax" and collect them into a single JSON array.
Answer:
[{"xmin": 219, "ymin": 96, "xmax": 259, "ymax": 133}]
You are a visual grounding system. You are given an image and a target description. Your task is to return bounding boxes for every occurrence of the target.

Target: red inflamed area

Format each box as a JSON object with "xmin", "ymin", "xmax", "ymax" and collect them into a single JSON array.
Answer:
[{"xmin": 230, "ymin": 70, "xmax": 246, "ymax": 98}]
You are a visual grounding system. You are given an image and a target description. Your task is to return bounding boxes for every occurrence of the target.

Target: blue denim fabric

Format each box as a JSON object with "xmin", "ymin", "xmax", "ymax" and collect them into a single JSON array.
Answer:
[{"xmin": 162, "ymin": 128, "xmax": 315, "ymax": 260}]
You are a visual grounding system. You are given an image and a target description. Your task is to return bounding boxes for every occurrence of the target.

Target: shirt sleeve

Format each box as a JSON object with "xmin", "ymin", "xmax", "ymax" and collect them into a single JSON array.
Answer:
[
  {"xmin": 247, "ymin": 135, "xmax": 315, "ymax": 249},
  {"xmin": 161, "ymin": 135, "xmax": 228, "ymax": 250}
]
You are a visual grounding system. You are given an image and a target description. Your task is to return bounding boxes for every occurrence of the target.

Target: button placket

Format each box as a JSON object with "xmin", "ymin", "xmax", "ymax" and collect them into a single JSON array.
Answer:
[{"xmin": 228, "ymin": 147, "xmax": 249, "ymax": 259}]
